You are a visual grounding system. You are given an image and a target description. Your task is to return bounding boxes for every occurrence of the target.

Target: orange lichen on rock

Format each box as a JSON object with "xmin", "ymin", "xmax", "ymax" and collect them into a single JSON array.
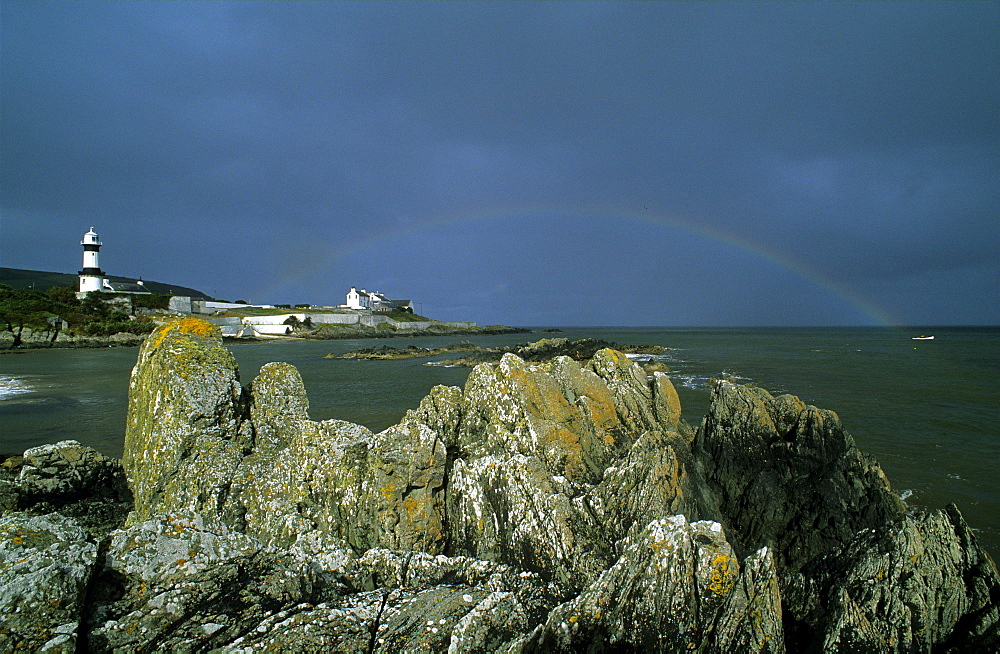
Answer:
[
  {"xmin": 147, "ymin": 317, "xmax": 221, "ymax": 348},
  {"xmin": 708, "ymin": 554, "xmax": 738, "ymax": 596}
]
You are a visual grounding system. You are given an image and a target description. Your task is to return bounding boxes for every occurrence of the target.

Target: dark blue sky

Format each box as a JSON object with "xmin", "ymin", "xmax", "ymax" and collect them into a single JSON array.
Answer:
[{"xmin": 2, "ymin": 1, "xmax": 997, "ymax": 326}]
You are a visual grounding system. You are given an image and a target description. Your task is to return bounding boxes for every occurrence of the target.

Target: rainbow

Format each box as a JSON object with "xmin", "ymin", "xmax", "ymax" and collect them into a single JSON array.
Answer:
[{"xmin": 250, "ymin": 204, "xmax": 897, "ymax": 327}]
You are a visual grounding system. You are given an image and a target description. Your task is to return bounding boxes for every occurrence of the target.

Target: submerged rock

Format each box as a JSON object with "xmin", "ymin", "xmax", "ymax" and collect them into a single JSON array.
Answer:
[{"xmin": 3, "ymin": 318, "xmax": 996, "ymax": 651}]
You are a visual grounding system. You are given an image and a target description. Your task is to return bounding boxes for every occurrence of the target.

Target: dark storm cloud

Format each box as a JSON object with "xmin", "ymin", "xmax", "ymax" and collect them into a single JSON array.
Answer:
[{"xmin": 2, "ymin": 1, "xmax": 997, "ymax": 325}]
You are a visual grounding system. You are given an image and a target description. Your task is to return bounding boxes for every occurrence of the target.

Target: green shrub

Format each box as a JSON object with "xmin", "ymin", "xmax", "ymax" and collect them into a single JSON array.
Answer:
[
  {"xmin": 45, "ymin": 286, "xmax": 80, "ymax": 306},
  {"xmin": 84, "ymin": 318, "xmax": 157, "ymax": 336},
  {"xmin": 132, "ymin": 293, "xmax": 171, "ymax": 310},
  {"xmin": 384, "ymin": 307, "xmax": 429, "ymax": 322}
]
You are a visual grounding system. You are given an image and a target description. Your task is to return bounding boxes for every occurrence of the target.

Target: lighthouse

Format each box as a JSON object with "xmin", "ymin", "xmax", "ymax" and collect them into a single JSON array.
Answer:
[{"xmin": 78, "ymin": 227, "xmax": 106, "ymax": 293}]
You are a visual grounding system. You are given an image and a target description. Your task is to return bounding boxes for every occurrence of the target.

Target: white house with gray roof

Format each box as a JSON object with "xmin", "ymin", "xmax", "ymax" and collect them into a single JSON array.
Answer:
[{"xmin": 345, "ymin": 287, "xmax": 412, "ymax": 311}]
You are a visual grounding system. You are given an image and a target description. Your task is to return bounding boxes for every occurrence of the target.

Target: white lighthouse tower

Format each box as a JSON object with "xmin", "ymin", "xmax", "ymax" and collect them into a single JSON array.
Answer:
[{"xmin": 78, "ymin": 227, "xmax": 106, "ymax": 293}]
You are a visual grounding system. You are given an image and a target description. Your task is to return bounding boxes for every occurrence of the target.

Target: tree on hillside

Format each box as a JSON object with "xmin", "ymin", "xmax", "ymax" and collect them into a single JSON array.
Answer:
[
  {"xmin": 0, "ymin": 285, "xmax": 54, "ymax": 348},
  {"xmin": 43, "ymin": 287, "xmax": 83, "ymax": 342},
  {"xmin": 45, "ymin": 285, "xmax": 80, "ymax": 306},
  {"xmin": 80, "ymin": 291, "xmax": 112, "ymax": 318},
  {"xmin": 0, "ymin": 284, "xmax": 159, "ymax": 347}
]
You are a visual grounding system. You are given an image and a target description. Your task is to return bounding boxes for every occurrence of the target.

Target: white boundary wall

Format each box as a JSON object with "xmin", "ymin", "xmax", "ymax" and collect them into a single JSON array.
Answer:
[
  {"xmin": 204, "ymin": 313, "xmax": 476, "ymax": 337},
  {"xmin": 194, "ymin": 301, "xmax": 276, "ymax": 312}
]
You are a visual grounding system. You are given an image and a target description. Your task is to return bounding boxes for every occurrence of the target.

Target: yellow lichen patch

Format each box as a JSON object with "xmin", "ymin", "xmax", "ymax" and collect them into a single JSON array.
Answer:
[
  {"xmin": 543, "ymin": 425, "xmax": 585, "ymax": 474},
  {"xmin": 147, "ymin": 317, "xmax": 221, "ymax": 348},
  {"xmin": 709, "ymin": 554, "xmax": 739, "ymax": 596},
  {"xmin": 175, "ymin": 317, "xmax": 221, "ymax": 337},
  {"xmin": 380, "ymin": 482, "xmax": 397, "ymax": 502},
  {"xmin": 403, "ymin": 495, "xmax": 425, "ymax": 517},
  {"xmin": 586, "ymin": 397, "xmax": 618, "ymax": 428}
]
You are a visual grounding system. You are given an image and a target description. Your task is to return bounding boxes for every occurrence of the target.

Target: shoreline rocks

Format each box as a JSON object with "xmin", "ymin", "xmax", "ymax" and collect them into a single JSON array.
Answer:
[
  {"xmin": 303, "ymin": 323, "xmax": 530, "ymax": 340},
  {"xmin": 0, "ymin": 323, "xmax": 529, "ymax": 352},
  {"xmin": 337, "ymin": 336, "xmax": 667, "ymax": 366},
  {"xmin": 2, "ymin": 318, "xmax": 997, "ymax": 651},
  {"xmin": 0, "ymin": 332, "xmax": 148, "ymax": 350}
]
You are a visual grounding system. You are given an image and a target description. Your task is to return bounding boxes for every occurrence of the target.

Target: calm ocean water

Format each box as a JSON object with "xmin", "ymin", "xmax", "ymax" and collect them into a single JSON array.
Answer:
[{"xmin": 2, "ymin": 326, "xmax": 997, "ymax": 558}]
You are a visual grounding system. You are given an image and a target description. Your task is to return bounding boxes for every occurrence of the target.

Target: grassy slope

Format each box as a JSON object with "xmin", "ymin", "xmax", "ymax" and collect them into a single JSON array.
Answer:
[{"xmin": 0, "ymin": 267, "xmax": 213, "ymax": 299}]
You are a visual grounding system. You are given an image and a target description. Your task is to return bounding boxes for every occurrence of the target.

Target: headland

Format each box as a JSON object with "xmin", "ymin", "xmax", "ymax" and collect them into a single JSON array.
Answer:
[{"xmin": 1, "ymin": 268, "xmax": 526, "ymax": 349}]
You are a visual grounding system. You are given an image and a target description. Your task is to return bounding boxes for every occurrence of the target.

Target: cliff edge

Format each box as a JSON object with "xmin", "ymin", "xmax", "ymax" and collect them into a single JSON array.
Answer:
[{"xmin": 2, "ymin": 319, "xmax": 997, "ymax": 652}]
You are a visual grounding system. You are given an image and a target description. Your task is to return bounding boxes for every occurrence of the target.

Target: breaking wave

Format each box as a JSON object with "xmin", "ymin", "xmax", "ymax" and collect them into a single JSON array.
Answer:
[{"xmin": 0, "ymin": 375, "xmax": 34, "ymax": 401}]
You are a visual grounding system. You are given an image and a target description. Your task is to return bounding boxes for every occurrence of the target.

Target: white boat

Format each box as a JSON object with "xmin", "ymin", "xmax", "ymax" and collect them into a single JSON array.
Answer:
[{"xmin": 912, "ymin": 335, "xmax": 934, "ymax": 340}]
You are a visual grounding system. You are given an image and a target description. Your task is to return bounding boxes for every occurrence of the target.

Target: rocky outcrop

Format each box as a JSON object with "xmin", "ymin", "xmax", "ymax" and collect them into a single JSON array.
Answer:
[
  {"xmin": 338, "ymin": 337, "xmax": 667, "ymax": 364},
  {"xmin": 0, "ymin": 440, "xmax": 131, "ymax": 551},
  {"xmin": 519, "ymin": 516, "xmax": 784, "ymax": 652},
  {"xmin": 0, "ymin": 513, "xmax": 97, "ymax": 652},
  {"xmin": 798, "ymin": 504, "xmax": 1000, "ymax": 651},
  {"xmin": 2, "ymin": 318, "xmax": 997, "ymax": 651},
  {"xmin": 694, "ymin": 382, "xmax": 906, "ymax": 572}
]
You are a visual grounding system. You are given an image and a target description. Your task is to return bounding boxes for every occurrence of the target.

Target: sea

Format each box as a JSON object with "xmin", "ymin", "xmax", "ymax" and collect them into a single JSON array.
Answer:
[{"xmin": 2, "ymin": 326, "xmax": 997, "ymax": 560}]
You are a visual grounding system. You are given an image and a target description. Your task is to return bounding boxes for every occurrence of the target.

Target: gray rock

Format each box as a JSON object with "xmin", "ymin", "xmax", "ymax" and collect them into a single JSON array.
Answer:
[
  {"xmin": 225, "ymin": 549, "xmax": 564, "ymax": 653},
  {"xmin": 18, "ymin": 440, "xmax": 123, "ymax": 500},
  {"xmin": 122, "ymin": 321, "xmax": 452, "ymax": 556},
  {"xmin": 123, "ymin": 320, "xmax": 249, "ymax": 524},
  {"xmin": 87, "ymin": 512, "xmax": 325, "ymax": 652},
  {"xmin": 445, "ymin": 352, "xmax": 696, "ymax": 589},
  {"xmin": 694, "ymin": 380, "xmax": 906, "ymax": 574},
  {"xmin": 14, "ymin": 440, "xmax": 131, "ymax": 539},
  {"xmin": 89, "ymin": 319, "xmax": 999, "ymax": 651},
  {"xmin": 84, "ymin": 510, "xmax": 564, "ymax": 652},
  {"xmin": 0, "ymin": 513, "xmax": 97, "ymax": 652},
  {"xmin": 795, "ymin": 504, "xmax": 1000, "ymax": 651},
  {"xmin": 518, "ymin": 516, "xmax": 784, "ymax": 652}
]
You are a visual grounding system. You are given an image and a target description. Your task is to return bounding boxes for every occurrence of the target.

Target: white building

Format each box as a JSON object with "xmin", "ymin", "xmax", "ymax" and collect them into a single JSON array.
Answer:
[
  {"xmin": 79, "ymin": 228, "xmax": 105, "ymax": 293},
  {"xmin": 345, "ymin": 287, "xmax": 412, "ymax": 311},
  {"xmin": 77, "ymin": 227, "xmax": 150, "ymax": 295}
]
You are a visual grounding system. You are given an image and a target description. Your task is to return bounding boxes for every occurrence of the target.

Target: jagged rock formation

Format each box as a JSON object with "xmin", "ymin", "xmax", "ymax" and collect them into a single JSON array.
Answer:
[{"xmin": 2, "ymin": 318, "xmax": 997, "ymax": 651}]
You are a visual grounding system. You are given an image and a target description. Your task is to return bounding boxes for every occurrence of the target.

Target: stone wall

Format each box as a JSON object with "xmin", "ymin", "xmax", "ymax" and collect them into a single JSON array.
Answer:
[
  {"xmin": 202, "ymin": 312, "xmax": 477, "ymax": 336},
  {"xmin": 168, "ymin": 295, "xmax": 192, "ymax": 313}
]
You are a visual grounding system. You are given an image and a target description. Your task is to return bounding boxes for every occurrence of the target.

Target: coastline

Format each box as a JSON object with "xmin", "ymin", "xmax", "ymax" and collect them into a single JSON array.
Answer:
[
  {"xmin": 3, "ymin": 325, "xmax": 997, "ymax": 564},
  {"xmin": 0, "ymin": 333, "xmax": 147, "ymax": 351},
  {"xmin": 0, "ymin": 323, "xmax": 530, "ymax": 352},
  {"xmin": 2, "ymin": 320, "xmax": 996, "ymax": 650}
]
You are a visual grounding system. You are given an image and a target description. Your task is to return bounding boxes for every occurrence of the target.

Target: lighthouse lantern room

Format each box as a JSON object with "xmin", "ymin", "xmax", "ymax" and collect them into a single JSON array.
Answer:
[{"xmin": 79, "ymin": 227, "xmax": 106, "ymax": 293}]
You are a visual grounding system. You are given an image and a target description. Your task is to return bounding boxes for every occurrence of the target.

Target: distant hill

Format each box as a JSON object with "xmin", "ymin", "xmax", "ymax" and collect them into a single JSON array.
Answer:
[{"xmin": 0, "ymin": 267, "xmax": 214, "ymax": 300}]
